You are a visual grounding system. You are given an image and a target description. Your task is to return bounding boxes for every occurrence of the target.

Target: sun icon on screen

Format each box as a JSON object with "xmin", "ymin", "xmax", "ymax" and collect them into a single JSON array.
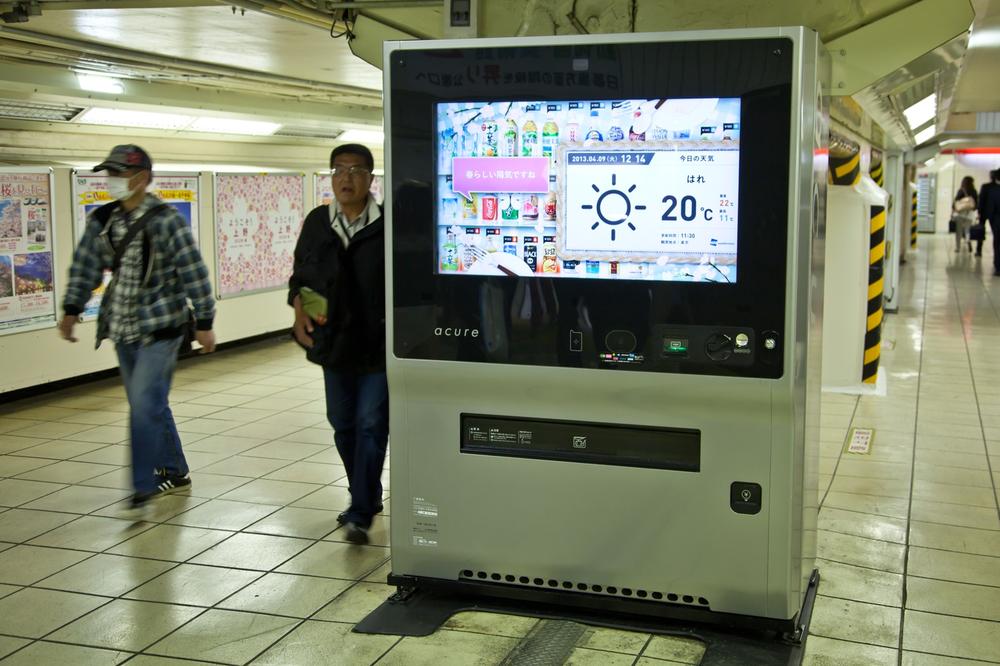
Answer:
[{"xmin": 581, "ymin": 173, "xmax": 647, "ymax": 241}]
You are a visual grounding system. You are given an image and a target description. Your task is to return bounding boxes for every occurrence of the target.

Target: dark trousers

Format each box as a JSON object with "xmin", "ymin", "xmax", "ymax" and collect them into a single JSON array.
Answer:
[
  {"xmin": 992, "ymin": 220, "xmax": 1000, "ymax": 271},
  {"xmin": 323, "ymin": 369, "xmax": 389, "ymax": 528}
]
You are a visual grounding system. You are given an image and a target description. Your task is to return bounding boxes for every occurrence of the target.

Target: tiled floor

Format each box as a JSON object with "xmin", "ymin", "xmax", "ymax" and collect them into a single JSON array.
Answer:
[{"xmin": 0, "ymin": 234, "xmax": 998, "ymax": 665}]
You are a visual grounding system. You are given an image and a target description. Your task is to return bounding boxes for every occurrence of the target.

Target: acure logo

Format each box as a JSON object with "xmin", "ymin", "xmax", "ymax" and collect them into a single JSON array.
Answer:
[{"xmin": 434, "ymin": 327, "xmax": 480, "ymax": 338}]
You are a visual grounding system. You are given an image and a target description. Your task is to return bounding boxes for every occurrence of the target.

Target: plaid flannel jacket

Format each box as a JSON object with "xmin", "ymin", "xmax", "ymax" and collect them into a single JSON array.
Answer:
[{"xmin": 63, "ymin": 194, "xmax": 215, "ymax": 348}]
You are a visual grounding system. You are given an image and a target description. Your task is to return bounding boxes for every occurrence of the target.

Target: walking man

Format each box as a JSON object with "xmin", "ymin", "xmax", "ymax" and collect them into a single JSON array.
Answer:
[
  {"xmin": 981, "ymin": 169, "xmax": 1000, "ymax": 275},
  {"xmin": 288, "ymin": 144, "xmax": 387, "ymax": 545},
  {"xmin": 59, "ymin": 144, "xmax": 216, "ymax": 512}
]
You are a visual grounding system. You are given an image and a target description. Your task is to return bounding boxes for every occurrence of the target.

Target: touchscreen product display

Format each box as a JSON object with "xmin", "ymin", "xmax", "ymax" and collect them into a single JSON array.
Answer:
[{"xmin": 435, "ymin": 97, "xmax": 741, "ymax": 283}]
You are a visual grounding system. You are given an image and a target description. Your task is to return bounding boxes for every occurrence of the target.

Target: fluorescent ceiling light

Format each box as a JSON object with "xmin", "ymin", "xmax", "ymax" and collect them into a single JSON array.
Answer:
[
  {"xmin": 76, "ymin": 74, "xmax": 125, "ymax": 95},
  {"xmin": 77, "ymin": 106, "xmax": 192, "ymax": 130},
  {"xmin": 903, "ymin": 95, "xmax": 936, "ymax": 130},
  {"xmin": 969, "ymin": 27, "xmax": 1000, "ymax": 49},
  {"xmin": 338, "ymin": 128, "xmax": 384, "ymax": 144},
  {"xmin": 77, "ymin": 107, "xmax": 283, "ymax": 136},
  {"xmin": 190, "ymin": 117, "xmax": 280, "ymax": 136},
  {"xmin": 914, "ymin": 125, "xmax": 936, "ymax": 145}
]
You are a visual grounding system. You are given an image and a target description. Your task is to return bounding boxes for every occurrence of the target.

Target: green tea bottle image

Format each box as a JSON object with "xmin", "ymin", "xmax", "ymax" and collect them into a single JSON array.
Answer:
[
  {"xmin": 481, "ymin": 119, "xmax": 499, "ymax": 156},
  {"xmin": 541, "ymin": 106, "xmax": 560, "ymax": 164},
  {"xmin": 521, "ymin": 117, "xmax": 538, "ymax": 156},
  {"xmin": 503, "ymin": 117, "xmax": 519, "ymax": 157},
  {"xmin": 441, "ymin": 230, "xmax": 459, "ymax": 271}
]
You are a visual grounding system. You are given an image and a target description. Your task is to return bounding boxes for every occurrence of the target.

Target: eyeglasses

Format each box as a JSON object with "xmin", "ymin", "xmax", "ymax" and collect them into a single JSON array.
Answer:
[{"xmin": 331, "ymin": 165, "xmax": 371, "ymax": 178}]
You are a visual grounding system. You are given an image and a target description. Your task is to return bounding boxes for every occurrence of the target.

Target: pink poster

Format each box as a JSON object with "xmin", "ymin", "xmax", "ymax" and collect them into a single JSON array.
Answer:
[{"xmin": 214, "ymin": 173, "xmax": 305, "ymax": 298}]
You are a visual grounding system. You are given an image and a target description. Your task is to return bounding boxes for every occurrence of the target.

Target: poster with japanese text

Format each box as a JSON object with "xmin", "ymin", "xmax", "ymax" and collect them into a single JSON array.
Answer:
[
  {"xmin": 71, "ymin": 172, "xmax": 200, "ymax": 319},
  {"xmin": 0, "ymin": 169, "xmax": 56, "ymax": 335},
  {"xmin": 313, "ymin": 173, "xmax": 384, "ymax": 208},
  {"xmin": 214, "ymin": 173, "xmax": 305, "ymax": 298}
]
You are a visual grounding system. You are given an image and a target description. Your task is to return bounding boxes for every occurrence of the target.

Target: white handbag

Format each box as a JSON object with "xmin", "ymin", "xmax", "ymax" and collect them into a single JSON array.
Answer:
[{"xmin": 955, "ymin": 196, "xmax": 976, "ymax": 212}]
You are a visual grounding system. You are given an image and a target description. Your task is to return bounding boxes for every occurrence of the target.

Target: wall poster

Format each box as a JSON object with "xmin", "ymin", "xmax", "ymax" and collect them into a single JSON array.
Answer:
[
  {"xmin": 71, "ymin": 171, "xmax": 200, "ymax": 319},
  {"xmin": 0, "ymin": 168, "xmax": 56, "ymax": 335},
  {"xmin": 214, "ymin": 173, "xmax": 306, "ymax": 299}
]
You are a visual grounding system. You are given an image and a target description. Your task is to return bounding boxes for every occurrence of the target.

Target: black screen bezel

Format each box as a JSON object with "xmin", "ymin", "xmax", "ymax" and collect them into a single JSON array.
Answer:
[{"xmin": 389, "ymin": 37, "xmax": 793, "ymax": 379}]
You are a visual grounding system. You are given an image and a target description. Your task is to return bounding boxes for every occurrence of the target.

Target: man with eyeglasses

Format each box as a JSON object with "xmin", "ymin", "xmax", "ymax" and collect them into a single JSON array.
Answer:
[{"xmin": 288, "ymin": 143, "xmax": 387, "ymax": 545}]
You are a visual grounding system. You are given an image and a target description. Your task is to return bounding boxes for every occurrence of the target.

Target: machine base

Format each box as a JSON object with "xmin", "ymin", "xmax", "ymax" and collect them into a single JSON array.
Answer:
[{"xmin": 355, "ymin": 569, "xmax": 820, "ymax": 665}]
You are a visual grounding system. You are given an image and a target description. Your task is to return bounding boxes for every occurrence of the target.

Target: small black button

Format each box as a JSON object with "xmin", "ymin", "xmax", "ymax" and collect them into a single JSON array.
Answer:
[
  {"xmin": 730, "ymin": 482, "xmax": 762, "ymax": 515},
  {"xmin": 762, "ymin": 330, "xmax": 779, "ymax": 352},
  {"xmin": 605, "ymin": 330, "xmax": 637, "ymax": 353},
  {"xmin": 569, "ymin": 330, "xmax": 583, "ymax": 352},
  {"xmin": 705, "ymin": 333, "xmax": 734, "ymax": 361}
]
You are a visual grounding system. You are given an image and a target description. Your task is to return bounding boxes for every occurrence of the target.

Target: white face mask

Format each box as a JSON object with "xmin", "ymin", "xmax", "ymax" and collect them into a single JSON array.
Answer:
[{"xmin": 107, "ymin": 176, "xmax": 137, "ymax": 201}]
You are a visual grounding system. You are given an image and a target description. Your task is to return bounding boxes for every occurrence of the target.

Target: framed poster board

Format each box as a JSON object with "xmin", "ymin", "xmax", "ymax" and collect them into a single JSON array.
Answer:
[
  {"xmin": 0, "ymin": 168, "xmax": 57, "ymax": 335},
  {"xmin": 71, "ymin": 171, "xmax": 200, "ymax": 319},
  {"xmin": 214, "ymin": 173, "xmax": 306, "ymax": 299}
]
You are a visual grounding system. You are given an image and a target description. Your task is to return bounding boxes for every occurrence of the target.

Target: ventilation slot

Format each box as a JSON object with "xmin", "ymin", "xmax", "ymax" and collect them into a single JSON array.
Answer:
[
  {"xmin": 458, "ymin": 570, "xmax": 710, "ymax": 608},
  {"xmin": 0, "ymin": 99, "xmax": 84, "ymax": 122},
  {"xmin": 274, "ymin": 125, "xmax": 344, "ymax": 139}
]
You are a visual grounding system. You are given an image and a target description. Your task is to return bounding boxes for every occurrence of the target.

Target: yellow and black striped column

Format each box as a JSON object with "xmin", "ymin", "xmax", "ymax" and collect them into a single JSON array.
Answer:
[
  {"xmin": 830, "ymin": 151, "xmax": 861, "ymax": 186},
  {"xmin": 864, "ymin": 205, "xmax": 886, "ymax": 384},
  {"xmin": 910, "ymin": 190, "xmax": 918, "ymax": 248},
  {"xmin": 870, "ymin": 161, "xmax": 884, "ymax": 188}
]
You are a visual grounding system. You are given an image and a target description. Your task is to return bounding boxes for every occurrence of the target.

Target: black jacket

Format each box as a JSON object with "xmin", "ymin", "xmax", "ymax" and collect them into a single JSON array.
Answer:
[
  {"xmin": 288, "ymin": 204, "xmax": 385, "ymax": 372},
  {"xmin": 980, "ymin": 182, "xmax": 1000, "ymax": 224}
]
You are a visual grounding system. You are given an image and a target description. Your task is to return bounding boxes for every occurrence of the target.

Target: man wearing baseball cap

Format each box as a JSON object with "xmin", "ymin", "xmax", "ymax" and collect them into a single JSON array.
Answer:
[{"xmin": 60, "ymin": 144, "xmax": 217, "ymax": 514}]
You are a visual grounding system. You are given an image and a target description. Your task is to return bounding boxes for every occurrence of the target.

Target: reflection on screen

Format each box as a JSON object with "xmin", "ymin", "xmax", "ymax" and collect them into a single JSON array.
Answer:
[{"xmin": 435, "ymin": 98, "xmax": 741, "ymax": 283}]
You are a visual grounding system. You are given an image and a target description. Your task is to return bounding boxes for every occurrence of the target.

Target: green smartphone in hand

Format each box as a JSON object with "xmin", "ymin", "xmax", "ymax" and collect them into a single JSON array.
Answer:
[{"xmin": 299, "ymin": 286, "xmax": 328, "ymax": 323}]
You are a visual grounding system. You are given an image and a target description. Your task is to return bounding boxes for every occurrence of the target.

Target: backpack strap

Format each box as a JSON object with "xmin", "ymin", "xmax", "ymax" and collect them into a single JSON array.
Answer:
[
  {"xmin": 93, "ymin": 200, "xmax": 119, "ymax": 225},
  {"xmin": 110, "ymin": 203, "xmax": 170, "ymax": 274}
]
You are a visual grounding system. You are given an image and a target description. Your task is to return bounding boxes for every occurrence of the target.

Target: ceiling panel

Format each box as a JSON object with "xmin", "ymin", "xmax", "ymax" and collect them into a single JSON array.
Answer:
[
  {"xmin": 952, "ymin": 0, "xmax": 1000, "ymax": 113},
  {"xmin": 2, "ymin": 5, "xmax": 382, "ymax": 90}
]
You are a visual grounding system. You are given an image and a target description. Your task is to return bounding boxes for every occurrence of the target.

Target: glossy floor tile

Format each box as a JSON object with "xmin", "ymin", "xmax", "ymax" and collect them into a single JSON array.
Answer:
[
  {"xmin": 145, "ymin": 609, "xmax": 299, "ymax": 664},
  {"xmin": 0, "ymin": 235, "xmax": 998, "ymax": 664}
]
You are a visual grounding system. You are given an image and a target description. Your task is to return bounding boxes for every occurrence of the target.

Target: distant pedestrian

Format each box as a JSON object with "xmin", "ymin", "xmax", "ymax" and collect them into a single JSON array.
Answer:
[{"xmin": 952, "ymin": 176, "xmax": 978, "ymax": 254}]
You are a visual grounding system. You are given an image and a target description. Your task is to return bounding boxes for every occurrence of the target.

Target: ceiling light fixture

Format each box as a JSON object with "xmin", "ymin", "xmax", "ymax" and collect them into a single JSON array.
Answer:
[
  {"xmin": 76, "ymin": 107, "xmax": 283, "ymax": 136},
  {"xmin": 968, "ymin": 27, "xmax": 1000, "ymax": 49},
  {"xmin": 913, "ymin": 125, "xmax": 936, "ymax": 145},
  {"xmin": 76, "ymin": 73, "xmax": 125, "ymax": 95},
  {"xmin": 903, "ymin": 95, "xmax": 936, "ymax": 130},
  {"xmin": 338, "ymin": 128, "xmax": 384, "ymax": 144},
  {"xmin": 190, "ymin": 117, "xmax": 281, "ymax": 136},
  {"xmin": 77, "ymin": 106, "xmax": 192, "ymax": 130}
]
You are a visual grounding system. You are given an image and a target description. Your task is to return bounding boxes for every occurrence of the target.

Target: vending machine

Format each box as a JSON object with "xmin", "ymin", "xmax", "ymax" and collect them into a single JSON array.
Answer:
[{"xmin": 384, "ymin": 27, "xmax": 825, "ymax": 630}]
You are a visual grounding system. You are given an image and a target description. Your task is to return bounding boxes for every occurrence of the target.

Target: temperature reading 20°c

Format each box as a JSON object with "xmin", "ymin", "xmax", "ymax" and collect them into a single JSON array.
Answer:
[{"xmin": 662, "ymin": 195, "xmax": 714, "ymax": 222}]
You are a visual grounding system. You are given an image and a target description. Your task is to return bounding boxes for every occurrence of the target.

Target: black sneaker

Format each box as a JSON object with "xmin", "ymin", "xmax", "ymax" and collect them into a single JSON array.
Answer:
[
  {"xmin": 129, "ymin": 491, "xmax": 157, "ymax": 509},
  {"xmin": 123, "ymin": 490, "xmax": 159, "ymax": 518},
  {"xmin": 337, "ymin": 503, "xmax": 383, "ymax": 525},
  {"xmin": 156, "ymin": 474, "xmax": 192, "ymax": 494},
  {"xmin": 344, "ymin": 522, "xmax": 369, "ymax": 545}
]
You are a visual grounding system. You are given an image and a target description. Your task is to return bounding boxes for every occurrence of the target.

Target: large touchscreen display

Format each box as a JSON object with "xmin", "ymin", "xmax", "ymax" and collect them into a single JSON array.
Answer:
[{"xmin": 435, "ymin": 98, "xmax": 741, "ymax": 283}]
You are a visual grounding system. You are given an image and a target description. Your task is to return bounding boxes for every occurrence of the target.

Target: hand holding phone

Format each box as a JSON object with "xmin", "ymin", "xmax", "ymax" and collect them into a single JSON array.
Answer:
[{"xmin": 299, "ymin": 287, "xmax": 328, "ymax": 325}]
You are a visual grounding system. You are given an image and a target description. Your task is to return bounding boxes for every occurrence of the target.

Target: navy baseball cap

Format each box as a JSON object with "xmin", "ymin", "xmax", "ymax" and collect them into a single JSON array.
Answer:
[{"xmin": 93, "ymin": 144, "xmax": 152, "ymax": 172}]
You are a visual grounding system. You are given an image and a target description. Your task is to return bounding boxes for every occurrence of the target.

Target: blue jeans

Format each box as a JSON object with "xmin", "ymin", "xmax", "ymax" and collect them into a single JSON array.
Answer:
[
  {"xmin": 116, "ymin": 337, "xmax": 188, "ymax": 495},
  {"xmin": 323, "ymin": 369, "xmax": 389, "ymax": 528}
]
